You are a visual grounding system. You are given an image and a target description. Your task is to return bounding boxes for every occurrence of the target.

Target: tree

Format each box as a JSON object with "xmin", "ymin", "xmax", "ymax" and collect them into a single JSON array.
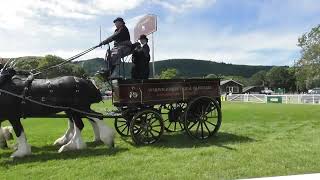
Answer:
[
  {"xmin": 14, "ymin": 55, "xmax": 87, "ymax": 78},
  {"xmin": 296, "ymin": 24, "xmax": 320, "ymax": 91},
  {"xmin": 266, "ymin": 67, "xmax": 295, "ymax": 91},
  {"xmin": 160, "ymin": 68, "xmax": 178, "ymax": 79},
  {"xmin": 250, "ymin": 70, "xmax": 267, "ymax": 86}
]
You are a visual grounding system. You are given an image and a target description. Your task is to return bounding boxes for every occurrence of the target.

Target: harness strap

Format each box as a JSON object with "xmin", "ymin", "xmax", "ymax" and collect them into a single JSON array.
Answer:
[{"xmin": 21, "ymin": 75, "xmax": 35, "ymax": 119}]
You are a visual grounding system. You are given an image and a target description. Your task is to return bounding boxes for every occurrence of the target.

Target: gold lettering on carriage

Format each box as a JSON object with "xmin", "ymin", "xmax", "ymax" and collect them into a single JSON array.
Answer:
[{"xmin": 147, "ymin": 86, "xmax": 212, "ymax": 93}]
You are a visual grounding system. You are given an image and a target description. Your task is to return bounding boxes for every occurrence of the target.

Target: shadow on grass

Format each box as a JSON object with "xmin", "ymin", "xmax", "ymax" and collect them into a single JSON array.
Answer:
[
  {"xmin": 124, "ymin": 131, "xmax": 255, "ymax": 150},
  {"xmin": 0, "ymin": 142, "xmax": 128, "ymax": 166}
]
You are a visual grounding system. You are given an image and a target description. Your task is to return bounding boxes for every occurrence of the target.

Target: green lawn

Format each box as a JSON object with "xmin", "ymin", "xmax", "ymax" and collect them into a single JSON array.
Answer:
[{"xmin": 1, "ymin": 102, "xmax": 320, "ymax": 179}]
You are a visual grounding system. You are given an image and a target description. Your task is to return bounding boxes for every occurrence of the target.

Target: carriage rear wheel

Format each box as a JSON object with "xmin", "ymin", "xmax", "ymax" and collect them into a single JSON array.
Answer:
[
  {"xmin": 130, "ymin": 109, "xmax": 164, "ymax": 145},
  {"xmin": 184, "ymin": 96, "xmax": 222, "ymax": 140},
  {"xmin": 160, "ymin": 103, "xmax": 187, "ymax": 132}
]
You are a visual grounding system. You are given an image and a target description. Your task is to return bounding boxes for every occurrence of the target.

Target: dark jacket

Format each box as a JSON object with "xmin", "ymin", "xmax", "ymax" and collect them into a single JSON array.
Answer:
[
  {"xmin": 131, "ymin": 44, "xmax": 150, "ymax": 79},
  {"xmin": 105, "ymin": 26, "xmax": 130, "ymax": 46}
]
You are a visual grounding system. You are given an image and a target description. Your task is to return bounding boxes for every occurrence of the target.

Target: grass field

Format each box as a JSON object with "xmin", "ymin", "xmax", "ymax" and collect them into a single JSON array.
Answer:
[{"xmin": 1, "ymin": 102, "xmax": 320, "ymax": 179}]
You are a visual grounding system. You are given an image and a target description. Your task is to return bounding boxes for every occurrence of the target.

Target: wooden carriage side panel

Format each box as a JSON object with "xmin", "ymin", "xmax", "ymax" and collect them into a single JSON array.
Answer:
[{"xmin": 112, "ymin": 79, "xmax": 220, "ymax": 106}]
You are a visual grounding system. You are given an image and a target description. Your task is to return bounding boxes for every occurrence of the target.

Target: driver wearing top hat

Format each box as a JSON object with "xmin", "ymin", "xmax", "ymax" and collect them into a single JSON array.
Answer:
[{"xmin": 98, "ymin": 17, "xmax": 132, "ymax": 79}]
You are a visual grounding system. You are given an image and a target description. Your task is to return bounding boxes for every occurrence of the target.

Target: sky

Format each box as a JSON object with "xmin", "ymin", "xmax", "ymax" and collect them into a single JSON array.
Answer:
[{"xmin": 0, "ymin": 0, "xmax": 319, "ymax": 66}]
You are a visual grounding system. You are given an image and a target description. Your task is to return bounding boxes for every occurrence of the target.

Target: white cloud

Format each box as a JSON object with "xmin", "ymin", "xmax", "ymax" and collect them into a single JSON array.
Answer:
[
  {"xmin": 152, "ymin": 0, "xmax": 216, "ymax": 13},
  {"xmin": 154, "ymin": 27, "xmax": 300, "ymax": 65},
  {"xmin": 0, "ymin": 0, "xmax": 145, "ymax": 30}
]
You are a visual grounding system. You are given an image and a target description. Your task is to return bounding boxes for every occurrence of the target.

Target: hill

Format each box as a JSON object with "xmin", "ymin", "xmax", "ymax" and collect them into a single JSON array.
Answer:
[
  {"xmin": 2, "ymin": 57, "xmax": 276, "ymax": 78},
  {"xmin": 78, "ymin": 58, "xmax": 275, "ymax": 78}
]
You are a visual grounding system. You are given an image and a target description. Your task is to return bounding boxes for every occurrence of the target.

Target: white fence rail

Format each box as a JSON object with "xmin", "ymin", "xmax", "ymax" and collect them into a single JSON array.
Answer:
[{"xmin": 225, "ymin": 94, "xmax": 320, "ymax": 105}]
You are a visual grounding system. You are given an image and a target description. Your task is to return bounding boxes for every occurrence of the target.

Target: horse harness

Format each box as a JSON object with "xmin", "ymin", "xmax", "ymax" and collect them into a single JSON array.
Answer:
[{"xmin": 19, "ymin": 75, "xmax": 81, "ymax": 118}]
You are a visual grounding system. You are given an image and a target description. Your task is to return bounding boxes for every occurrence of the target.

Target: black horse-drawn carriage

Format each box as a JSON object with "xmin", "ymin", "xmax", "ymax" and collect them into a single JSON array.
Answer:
[
  {"xmin": 0, "ymin": 46, "xmax": 222, "ymax": 156},
  {"xmin": 110, "ymin": 78, "xmax": 222, "ymax": 145}
]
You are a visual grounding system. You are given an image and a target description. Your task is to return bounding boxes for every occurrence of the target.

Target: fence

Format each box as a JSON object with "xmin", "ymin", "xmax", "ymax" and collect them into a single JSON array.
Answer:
[{"xmin": 225, "ymin": 94, "xmax": 320, "ymax": 105}]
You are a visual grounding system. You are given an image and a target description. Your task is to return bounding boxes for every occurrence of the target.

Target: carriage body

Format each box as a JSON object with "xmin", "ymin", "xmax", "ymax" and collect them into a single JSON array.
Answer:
[
  {"xmin": 111, "ymin": 78, "xmax": 222, "ymax": 145},
  {"xmin": 112, "ymin": 78, "xmax": 221, "ymax": 106}
]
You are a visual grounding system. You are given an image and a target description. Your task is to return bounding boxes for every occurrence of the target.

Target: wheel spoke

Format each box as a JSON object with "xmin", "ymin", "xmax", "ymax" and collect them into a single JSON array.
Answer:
[
  {"xmin": 195, "ymin": 121, "xmax": 201, "ymax": 134},
  {"xmin": 188, "ymin": 121, "xmax": 197, "ymax": 129},
  {"xmin": 178, "ymin": 122, "xmax": 184, "ymax": 130},
  {"xmin": 200, "ymin": 121, "xmax": 204, "ymax": 139},
  {"xmin": 118, "ymin": 120, "xmax": 127, "ymax": 123},
  {"xmin": 206, "ymin": 120, "xmax": 216, "ymax": 127},
  {"xmin": 151, "ymin": 129, "xmax": 161, "ymax": 134},
  {"xmin": 150, "ymin": 118, "xmax": 159, "ymax": 125},
  {"xmin": 117, "ymin": 123, "xmax": 127, "ymax": 128},
  {"xmin": 121, "ymin": 125, "xmax": 128, "ymax": 133},
  {"xmin": 205, "ymin": 106, "xmax": 216, "ymax": 116},
  {"xmin": 204, "ymin": 103, "xmax": 211, "ymax": 113},
  {"xmin": 203, "ymin": 121, "xmax": 212, "ymax": 134},
  {"xmin": 167, "ymin": 122, "xmax": 173, "ymax": 129},
  {"xmin": 207, "ymin": 115, "xmax": 218, "ymax": 118},
  {"xmin": 134, "ymin": 125, "xmax": 143, "ymax": 134},
  {"xmin": 149, "ymin": 129, "xmax": 158, "ymax": 139},
  {"xmin": 126, "ymin": 125, "xmax": 130, "ymax": 135},
  {"xmin": 152, "ymin": 124, "xmax": 162, "ymax": 127}
]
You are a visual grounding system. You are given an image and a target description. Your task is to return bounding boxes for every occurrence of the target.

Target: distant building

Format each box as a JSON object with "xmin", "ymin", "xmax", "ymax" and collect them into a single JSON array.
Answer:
[
  {"xmin": 220, "ymin": 80, "xmax": 243, "ymax": 94},
  {"xmin": 243, "ymin": 86, "xmax": 264, "ymax": 94}
]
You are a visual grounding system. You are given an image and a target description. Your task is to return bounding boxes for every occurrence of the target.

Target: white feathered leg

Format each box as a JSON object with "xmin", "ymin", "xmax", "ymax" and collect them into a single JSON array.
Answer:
[
  {"xmin": 89, "ymin": 119, "xmax": 101, "ymax": 142},
  {"xmin": 91, "ymin": 118, "xmax": 115, "ymax": 148},
  {"xmin": 58, "ymin": 124, "xmax": 86, "ymax": 152},
  {"xmin": 10, "ymin": 131, "xmax": 31, "ymax": 158},
  {"xmin": 54, "ymin": 119, "xmax": 74, "ymax": 146}
]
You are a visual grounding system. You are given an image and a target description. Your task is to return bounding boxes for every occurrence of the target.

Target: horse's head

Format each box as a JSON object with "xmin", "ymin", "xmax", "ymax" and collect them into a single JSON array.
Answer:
[{"xmin": 0, "ymin": 59, "xmax": 16, "ymax": 86}]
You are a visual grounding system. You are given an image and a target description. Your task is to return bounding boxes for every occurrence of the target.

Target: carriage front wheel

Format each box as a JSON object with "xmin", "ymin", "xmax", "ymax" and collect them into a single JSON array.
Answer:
[
  {"xmin": 129, "ymin": 109, "xmax": 164, "ymax": 145},
  {"xmin": 114, "ymin": 117, "xmax": 131, "ymax": 137},
  {"xmin": 184, "ymin": 96, "xmax": 222, "ymax": 140}
]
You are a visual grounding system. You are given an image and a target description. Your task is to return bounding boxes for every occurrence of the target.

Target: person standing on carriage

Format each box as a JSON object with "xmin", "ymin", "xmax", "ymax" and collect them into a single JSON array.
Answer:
[
  {"xmin": 131, "ymin": 34, "xmax": 150, "ymax": 79},
  {"xmin": 98, "ymin": 17, "xmax": 132, "ymax": 79}
]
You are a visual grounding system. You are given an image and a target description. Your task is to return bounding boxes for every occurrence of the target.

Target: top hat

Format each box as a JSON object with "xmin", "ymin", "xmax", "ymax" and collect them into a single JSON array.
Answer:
[{"xmin": 113, "ymin": 17, "xmax": 125, "ymax": 23}]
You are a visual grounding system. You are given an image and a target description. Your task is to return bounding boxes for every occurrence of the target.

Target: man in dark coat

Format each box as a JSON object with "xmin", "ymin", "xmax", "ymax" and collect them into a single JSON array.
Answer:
[
  {"xmin": 98, "ymin": 17, "xmax": 132, "ymax": 79},
  {"xmin": 131, "ymin": 34, "xmax": 150, "ymax": 79}
]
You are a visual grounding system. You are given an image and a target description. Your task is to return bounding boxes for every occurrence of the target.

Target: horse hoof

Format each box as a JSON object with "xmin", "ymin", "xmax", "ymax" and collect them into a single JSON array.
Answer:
[
  {"xmin": 58, "ymin": 145, "xmax": 67, "ymax": 153},
  {"xmin": 58, "ymin": 139, "xmax": 86, "ymax": 153},
  {"xmin": 10, "ymin": 146, "xmax": 31, "ymax": 158},
  {"xmin": 54, "ymin": 137, "xmax": 69, "ymax": 146}
]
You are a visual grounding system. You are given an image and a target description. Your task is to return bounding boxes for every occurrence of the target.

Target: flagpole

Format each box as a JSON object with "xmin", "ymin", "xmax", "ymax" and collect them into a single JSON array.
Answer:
[
  {"xmin": 100, "ymin": 25, "xmax": 102, "ymax": 48},
  {"xmin": 152, "ymin": 32, "xmax": 155, "ymax": 78}
]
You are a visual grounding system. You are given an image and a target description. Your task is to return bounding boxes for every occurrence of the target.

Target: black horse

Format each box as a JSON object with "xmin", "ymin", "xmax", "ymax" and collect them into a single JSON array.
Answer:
[{"xmin": 0, "ymin": 60, "xmax": 114, "ymax": 158}]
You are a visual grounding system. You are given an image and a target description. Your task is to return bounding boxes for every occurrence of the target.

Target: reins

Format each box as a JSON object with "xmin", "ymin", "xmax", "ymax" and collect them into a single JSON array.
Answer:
[{"xmin": 31, "ymin": 45, "xmax": 100, "ymax": 77}]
